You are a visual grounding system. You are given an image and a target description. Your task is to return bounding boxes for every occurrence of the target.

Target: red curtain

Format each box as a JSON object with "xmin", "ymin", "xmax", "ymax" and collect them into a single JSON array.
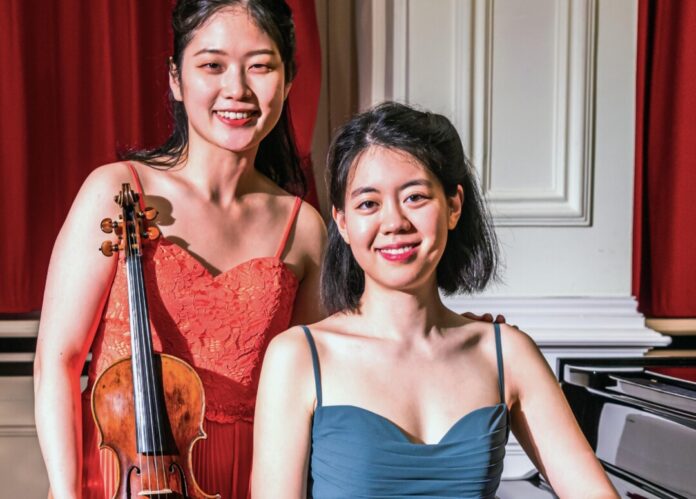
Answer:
[
  {"xmin": 634, "ymin": 0, "xmax": 696, "ymax": 317},
  {"xmin": 287, "ymin": 0, "xmax": 322, "ymax": 209},
  {"xmin": 0, "ymin": 0, "xmax": 321, "ymax": 313}
]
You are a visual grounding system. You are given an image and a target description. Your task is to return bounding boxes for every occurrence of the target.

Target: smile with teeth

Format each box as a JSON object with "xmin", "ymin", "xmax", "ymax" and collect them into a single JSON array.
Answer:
[
  {"xmin": 379, "ymin": 245, "xmax": 416, "ymax": 255},
  {"xmin": 216, "ymin": 110, "xmax": 255, "ymax": 119}
]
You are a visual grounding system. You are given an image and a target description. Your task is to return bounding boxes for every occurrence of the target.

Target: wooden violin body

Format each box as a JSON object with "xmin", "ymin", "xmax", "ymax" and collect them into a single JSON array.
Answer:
[{"xmin": 92, "ymin": 183, "xmax": 219, "ymax": 499}]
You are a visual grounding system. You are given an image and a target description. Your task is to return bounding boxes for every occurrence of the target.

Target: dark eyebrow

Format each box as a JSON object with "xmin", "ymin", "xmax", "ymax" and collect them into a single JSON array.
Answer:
[
  {"xmin": 245, "ymin": 49, "xmax": 277, "ymax": 57},
  {"xmin": 349, "ymin": 179, "xmax": 432, "ymax": 199},
  {"xmin": 400, "ymin": 179, "xmax": 432, "ymax": 190},
  {"xmin": 349, "ymin": 186, "xmax": 379, "ymax": 199},
  {"xmin": 192, "ymin": 48, "xmax": 228, "ymax": 57},
  {"xmin": 192, "ymin": 48, "xmax": 277, "ymax": 57}
]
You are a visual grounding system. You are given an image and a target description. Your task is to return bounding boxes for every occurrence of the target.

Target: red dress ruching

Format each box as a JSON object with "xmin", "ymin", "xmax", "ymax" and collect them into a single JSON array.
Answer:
[{"xmin": 80, "ymin": 167, "xmax": 300, "ymax": 499}]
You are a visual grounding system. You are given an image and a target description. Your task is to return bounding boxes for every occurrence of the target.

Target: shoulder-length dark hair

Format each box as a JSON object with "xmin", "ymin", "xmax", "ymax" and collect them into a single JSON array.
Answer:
[
  {"xmin": 121, "ymin": 0, "xmax": 305, "ymax": 196},
  {"xmin": 321, "ymin": 101, "xmax": 499, "ymax": 314}
]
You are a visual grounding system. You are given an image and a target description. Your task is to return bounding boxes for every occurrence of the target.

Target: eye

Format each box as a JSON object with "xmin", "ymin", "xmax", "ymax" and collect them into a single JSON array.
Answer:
[
  {"xmin": 200, "ymin": 62, "xmax": 223, "ymax": 72},
  {"xmin": 404, "ymin": 193, "xmax": 428, "ymax": 203},
  {"xmin": 249, "ymin": 63, "xmax": 273, "ymax": 73},
  {"xmin": 356, "ymin": 199, "xmax": 378, "ymax": 210}
]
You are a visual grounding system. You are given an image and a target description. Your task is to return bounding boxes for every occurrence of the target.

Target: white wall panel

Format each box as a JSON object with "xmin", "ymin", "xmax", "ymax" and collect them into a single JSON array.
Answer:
[{"xmin": 363, "ymin": 0, "xmax": 639, "ymax": 296}]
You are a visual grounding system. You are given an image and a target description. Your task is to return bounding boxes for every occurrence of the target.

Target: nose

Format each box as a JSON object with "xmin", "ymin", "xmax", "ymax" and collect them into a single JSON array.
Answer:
[
  {"xmin": 221, "ymin": 67, "xmax": 250, "ymax": 100},
  {"xmin": 381, "ymin": 200, "xmax": 412, "ymax": 234}
]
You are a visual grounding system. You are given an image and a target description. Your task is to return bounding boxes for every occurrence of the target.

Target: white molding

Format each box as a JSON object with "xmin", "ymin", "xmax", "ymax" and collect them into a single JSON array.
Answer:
[
  {"xmin": 444, "ymin": 295, "xmax": 669, "ymax": 349},
  {"xmin": 0, "ymin": 320, "xmax": 39, "ymax": 337},
  {"xmin": 367, "ymin": 0, "xmax": 409, "ymax": 103},
  {"xmin": 391, "ymin": 0, "xmax": 409, "ymax": 101},
  {"xmin": 455, "ymin": 0, "xmax": 597, "ymax": 226},
  {"xmin": 0, "ymin": 426, "xmax": 37, "ymax": 437},
  {"xmin": 368, "ymin": 0, "xmax": 387, "ymax": 104}
]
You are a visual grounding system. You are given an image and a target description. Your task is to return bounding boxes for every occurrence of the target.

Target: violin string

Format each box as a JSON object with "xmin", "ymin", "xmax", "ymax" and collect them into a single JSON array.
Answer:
[
  {"xmin": 126, "ymin": 251, "xmax": 148, "ymax": 493},
  {"xmin": 133, "ymin": 245, "xmax": 167, "ymax": 492},
  {"xmin": 128, "ymin": 200, "xmax": 158, "ymax": 493}
]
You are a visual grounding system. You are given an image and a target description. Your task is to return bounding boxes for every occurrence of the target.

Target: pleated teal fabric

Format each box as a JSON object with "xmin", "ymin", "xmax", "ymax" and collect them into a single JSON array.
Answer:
[{"xmin": 301, "ymin": 324, "xmax": 509, "ymax": 498}]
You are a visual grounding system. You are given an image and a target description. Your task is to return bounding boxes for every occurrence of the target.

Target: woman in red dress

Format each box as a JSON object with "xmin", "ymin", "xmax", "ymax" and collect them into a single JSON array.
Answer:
[{"xmin": 33, "ymin": 1, "xmax": 326, "ymax": 498}]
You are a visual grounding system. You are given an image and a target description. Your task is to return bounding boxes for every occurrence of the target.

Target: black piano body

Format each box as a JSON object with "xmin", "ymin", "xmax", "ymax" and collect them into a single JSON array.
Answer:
[{"xmin": 560, "ymin": 357, "xmax": 696, "ymax": 499}]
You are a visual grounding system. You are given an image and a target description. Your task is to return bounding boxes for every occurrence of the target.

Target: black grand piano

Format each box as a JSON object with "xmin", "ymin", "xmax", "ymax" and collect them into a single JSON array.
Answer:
[
  {"xmin": 497, "ymin": 357, "xmax": 696, "ymax": 499},
  {"xmin": 559, "ymin": 357, "xmax": 696, "ymax": 498}
]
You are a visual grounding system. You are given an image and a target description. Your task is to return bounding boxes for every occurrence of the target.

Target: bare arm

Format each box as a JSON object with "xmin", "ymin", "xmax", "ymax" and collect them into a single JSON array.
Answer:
[
  {"xmin": 288, "ymin": 203, "xmax": 327, "ymax": 326},
  {"xmin": 503, "ymin": 325, "xmax": 618, "ymax": 498},
  {"xmin": 252, "ymin": 328, "xmax": 316, "ymax": 498},
  {"xmin": 33, "ymin": 165, "xmax": 125, "ymax": 499}
]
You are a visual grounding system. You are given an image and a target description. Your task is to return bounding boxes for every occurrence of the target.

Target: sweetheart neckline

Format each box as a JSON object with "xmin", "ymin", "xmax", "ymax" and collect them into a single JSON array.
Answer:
[
  {"xmin": 154, "ymin": 236, "xmax": 300, "ymax": 282},
  {"xmin": 315, "ymin": 403, "xmax": 508, "ymax": 446}
]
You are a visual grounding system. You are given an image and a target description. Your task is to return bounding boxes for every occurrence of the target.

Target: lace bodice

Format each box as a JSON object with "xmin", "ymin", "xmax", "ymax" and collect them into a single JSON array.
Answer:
[
  {"xmin": 86, "ymin": 165, "xmax": 301, "ymax": 424},
  {"xmin": 88, "ymin": 236, "xmax": 299, "ymax": 423}
]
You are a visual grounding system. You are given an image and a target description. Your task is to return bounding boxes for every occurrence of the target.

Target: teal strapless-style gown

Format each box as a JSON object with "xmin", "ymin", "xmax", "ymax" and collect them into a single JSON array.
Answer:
[{"xmin": 301, "ymin": 323, "xmax": 509, "ymax": 498}]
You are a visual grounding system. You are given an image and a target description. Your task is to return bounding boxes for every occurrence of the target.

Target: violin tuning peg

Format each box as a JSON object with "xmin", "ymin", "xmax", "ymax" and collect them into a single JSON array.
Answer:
[
  {"xmin": 144, "ymin": 226, "xmax": 161, "ymax": 241},
  {"xmin": 142, "ymin": 207, "xmax": 158, "ymax": 221},
  {"xmin": 99, "ymin": 240, "xmax": 119, "ymax": 257},
  {"xmin": 100, "ymin": 218, "xmax": 116, "ymax": 234}
]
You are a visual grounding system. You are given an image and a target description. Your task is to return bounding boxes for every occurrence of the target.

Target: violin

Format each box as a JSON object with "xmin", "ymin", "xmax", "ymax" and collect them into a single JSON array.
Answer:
[{"xmin": 92, "ymin": 183, "xmax": 219, "ymax": 499}]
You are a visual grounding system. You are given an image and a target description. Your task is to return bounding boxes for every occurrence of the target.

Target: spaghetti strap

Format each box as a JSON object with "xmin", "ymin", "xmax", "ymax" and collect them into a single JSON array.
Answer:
[
  {"xmin": 301, "ymin": 325, "xmax": 323, "ymax": 407},
  {"xmin": 275, "ymin": 197, "xmax": 302, "ymax": 259},
  {"xmin": 126, "ymin": 162, "xmax": 146, "ymax": 211},
  {"xmin": 493, "ymin": 323, "xmax": 505, "ymax": 404}
]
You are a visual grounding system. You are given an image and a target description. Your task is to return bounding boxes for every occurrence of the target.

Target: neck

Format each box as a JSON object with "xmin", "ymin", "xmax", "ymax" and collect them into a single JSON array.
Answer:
[
  {"xmin": 177, "ymin": 135, "xmax": 261, "ymax": 205},
  {"xmin": 356, "ymin": 278, "xmax": 450, "ymax": 343}
]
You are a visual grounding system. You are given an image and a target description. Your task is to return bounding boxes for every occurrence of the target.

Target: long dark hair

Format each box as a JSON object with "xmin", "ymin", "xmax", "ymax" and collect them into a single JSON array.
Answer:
[
  {"xmin": 321, "ymin": 102, "xmax": 499, "ymax": 314},
  {"xmin": 121, "ymin": 0, "xmax": 305, "ymax": 196}
]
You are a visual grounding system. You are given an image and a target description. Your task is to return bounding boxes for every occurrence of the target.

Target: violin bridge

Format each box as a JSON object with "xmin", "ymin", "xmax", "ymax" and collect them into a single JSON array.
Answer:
[{"xmin": 137, "ymin": 488, "xmax": 174, "ymax": 496}]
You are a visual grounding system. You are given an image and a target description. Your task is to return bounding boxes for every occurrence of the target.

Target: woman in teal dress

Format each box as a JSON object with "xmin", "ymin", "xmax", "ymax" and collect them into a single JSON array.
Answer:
[{"xmin": 252, "ymin": 102, "xmax": 618, "ymax": 498}]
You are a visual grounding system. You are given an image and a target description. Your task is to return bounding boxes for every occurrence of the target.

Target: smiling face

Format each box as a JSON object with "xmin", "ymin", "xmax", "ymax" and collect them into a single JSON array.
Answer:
[
  {"xmin": 169, "ymin": 6, "xmax": 290, "ymax": 155},
  {"xmin": 333, "ymin": 146, "xmax": 463, "ymax": 295}
]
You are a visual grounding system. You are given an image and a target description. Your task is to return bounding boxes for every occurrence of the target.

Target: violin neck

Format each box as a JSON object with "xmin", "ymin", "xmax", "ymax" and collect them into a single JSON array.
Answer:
[
  {"xmin": 126, "ymin": 251, "xmax": 156, "ymax": 377},
  {"xmin": 125, "ymin": 219, "xmax": 176, "ymax": 455}
]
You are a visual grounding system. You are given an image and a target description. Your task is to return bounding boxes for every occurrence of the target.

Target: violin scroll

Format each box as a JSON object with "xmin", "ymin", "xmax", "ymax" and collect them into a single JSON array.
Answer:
[{"xmin": 98, "ymin": 183, "xmax": 160, "ymax": 257}]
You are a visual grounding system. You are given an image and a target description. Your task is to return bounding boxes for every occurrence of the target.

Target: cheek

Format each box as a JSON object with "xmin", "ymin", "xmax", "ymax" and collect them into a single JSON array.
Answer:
[
  {"xmin": 345, "ymin": 216, "xmax": 373, "ymax": 246},
  {"xmin": 419, "ymin": 210, "xmax": 450, "ymax": 249},
  {"xmin": 265, "ymin": 71, "xmax": 288, "ymax": 96},
  {"xmin": 181, "ymin": 74, "xmax": 214, "ymax": 104}
]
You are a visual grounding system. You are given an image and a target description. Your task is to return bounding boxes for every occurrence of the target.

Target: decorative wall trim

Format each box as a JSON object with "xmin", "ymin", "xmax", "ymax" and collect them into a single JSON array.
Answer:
[
  {"xmin": 368, "ymin": 0, "xmax": 409, "ymax": 103},
  {"xmin": 444, "ymin": 296, "xmax": 669, "ymax": 349},
  {"xmin": 0, "ymin": 425, "xmax": 37, "ymax": 437},
  {"xmin": 454, "ymin": 0, "xmax": 597, "ymax": 226},
  {"xmin": 0, "ymin": 319, "xmax": 39, "ymax": 337}
]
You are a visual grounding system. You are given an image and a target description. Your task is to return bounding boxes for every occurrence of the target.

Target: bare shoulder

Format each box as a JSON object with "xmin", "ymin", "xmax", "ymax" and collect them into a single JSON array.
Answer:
[
  {"xmin": 260, "ymin": 326, "xmax": 319, "ymax": 406},
  {"xmin": 493, "ymin": 323, "xmax": 556, "ymax": 403},
  {"xmin": 294, "ymin": 200, "xmax": 327, "ymax": 254},
  {"xmin": 264, "ymin": 326, "xmax": 315, "ymax": 372},
  {"xmin": 75, "ymin": 162, "xmax": 134, "ymax": 204},
  {"xmin": 496, "ymin": 323, "xmax": 539, "ymax": 355}
]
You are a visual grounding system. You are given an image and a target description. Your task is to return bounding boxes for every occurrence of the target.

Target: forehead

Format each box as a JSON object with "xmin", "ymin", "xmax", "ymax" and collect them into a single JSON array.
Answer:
[
  {"xmin": 186, "ymin": 6, "xmax": 277, "ymax": 54},
  {"xmin": 348, "ymin": 146, "xmax": 432, "ymax": 188}
]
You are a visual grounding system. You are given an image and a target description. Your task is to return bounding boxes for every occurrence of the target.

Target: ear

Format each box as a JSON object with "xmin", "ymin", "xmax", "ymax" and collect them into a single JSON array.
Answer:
[
  {"xmin": 283, "ymin": 80, "xmax": 293, "ymax": 101},
  {"xmin": 447, "ymin": 185, "xmax": 464, "ymax": 230},
  {"xmin": 169, "ymin": 58, "xmax": 183, "ymax": 102},
  {"xmin": 332, "ymin": 205, "xmax": 350, "ymax": 244}
]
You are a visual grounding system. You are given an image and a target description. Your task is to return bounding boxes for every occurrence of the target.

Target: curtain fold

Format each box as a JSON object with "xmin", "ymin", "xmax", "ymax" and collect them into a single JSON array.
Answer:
[
  {"xmin": 0, "ymin": 0, "xmax": 321, "ymax": 313},
  {"xmin": 634, "ymin": 0, "xmax": 696, "ymax": 317},
  {"xmin": 287, "ymin": 0, "xmax": 322, "ymax": 209}
]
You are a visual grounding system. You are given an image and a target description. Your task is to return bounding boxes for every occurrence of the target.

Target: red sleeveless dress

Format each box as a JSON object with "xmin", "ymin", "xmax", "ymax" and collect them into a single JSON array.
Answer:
[{"xmin": 80, "ymin": 165, "xmax": 301, "ymax": 498}]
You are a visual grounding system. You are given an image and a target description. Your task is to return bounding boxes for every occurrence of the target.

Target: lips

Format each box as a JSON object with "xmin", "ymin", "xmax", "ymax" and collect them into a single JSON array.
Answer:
[
  {"xmin": 214, "ymin": 110, "xmax": 259, "ymax": 126},
  {"xmin": 215, "ymin": 110, "xmax": 257, "ymax": 120},
  {"xmin": 376, "ymin": 242, "xmax": 420, "ymax": 262}
]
